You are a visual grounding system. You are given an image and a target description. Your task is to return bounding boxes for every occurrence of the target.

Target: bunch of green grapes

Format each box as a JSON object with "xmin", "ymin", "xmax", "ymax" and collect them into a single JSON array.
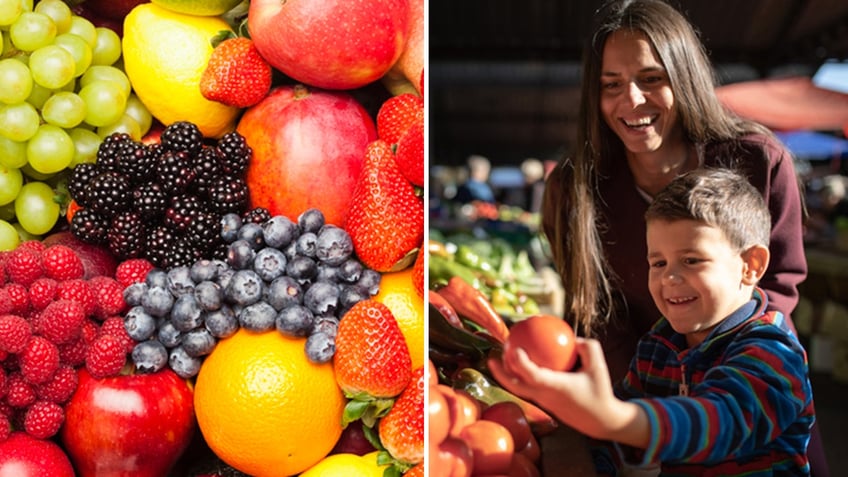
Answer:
[{"xmin": 0, "ymin": 0, "xmax": 153, "ymax": 250}]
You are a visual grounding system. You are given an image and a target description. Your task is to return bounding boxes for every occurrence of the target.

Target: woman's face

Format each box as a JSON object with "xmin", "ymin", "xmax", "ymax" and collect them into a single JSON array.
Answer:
[{"xmin": 599, "ymin": 29, "xmax": 681, "ymax": 156}]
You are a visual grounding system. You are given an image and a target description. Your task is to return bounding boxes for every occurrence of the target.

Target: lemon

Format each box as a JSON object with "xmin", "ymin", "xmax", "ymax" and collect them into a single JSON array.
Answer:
[
  {"xmin": 122, "ymin": 3, "xmax": 239, "ymax": 137},
  {"xmin": 374, "ymin": 268, "xmax": 425, "ymax": 370},
  {"xmin": 300, "ymin": 452, "xmax": 389, "ymax": 477},
  {"xmin": 150, "ymin": 0, "xmax": 243, "ymax": 16}
]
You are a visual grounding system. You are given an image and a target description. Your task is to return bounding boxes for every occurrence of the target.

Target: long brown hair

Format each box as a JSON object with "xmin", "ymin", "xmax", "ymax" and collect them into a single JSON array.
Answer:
[{"xmin": 543, "ymin": 0, "xmax": 773, "ymax": 336}]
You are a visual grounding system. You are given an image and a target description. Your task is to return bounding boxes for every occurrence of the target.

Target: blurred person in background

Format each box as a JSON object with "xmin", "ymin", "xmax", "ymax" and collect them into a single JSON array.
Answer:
[{"xmin": 455, "ymin": 154, "xmax": 496, "ymax": 204}]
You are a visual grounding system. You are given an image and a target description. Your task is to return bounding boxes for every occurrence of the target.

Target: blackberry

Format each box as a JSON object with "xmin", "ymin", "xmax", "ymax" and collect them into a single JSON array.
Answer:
[
  {"xmin": 242, "ymin": 207, "xmax": 271, "ymax": 225},
  {"xmin": 216, "ymin": 131, "xmax": 251, "ymax": 175},
  {"xmin": 166, "ymin": 237, "xmax": 201, "ymax": 269},
  {"xmin": 96, "ymin": 132, "xmax": 133, "ymax": 172},
  {"xmin": 87, "ymin": 171, "xmax": 131, "ymax": 218},
  {"xmin": 67, "ymin": 163, "xmax": 101, "ymax": 208},
  {"xmin": 160, "ymin": 121, "xmax": 204, "ymax": 156},
  {"xmin": 157, "ymin": 150, "xmax": 197, "ymax": 195},
  {"xmin": 165, "ymin": 194, "xmax": 206, "ymax": 233},
  {"xmin": 191, "ymin": 147, "xmax": 223, "ymax": 199},
  {"xmin": 132, "ymin": 183, "xmax": 168, "ymax": 220},
  {"xmin": 118, "ymin": 141, "xmax": 156, "ymax": 184},
  {"xmin": 107, "ymin": 211, "xmax": 146, "ymax": 259},
  {"xmin": 70, "ymin": 208, "xmax": 109, "ymax": 244},
  {"xmin": 146, "ymin": 225, "xmax": 176, "ymax": 268},
  {"xmin": 207, "ymin": 176, "xmax": 249, "ymax": 214},
  {"xmin": 187, "ymin": 211, "xmax": 222, "ymax": 254}
]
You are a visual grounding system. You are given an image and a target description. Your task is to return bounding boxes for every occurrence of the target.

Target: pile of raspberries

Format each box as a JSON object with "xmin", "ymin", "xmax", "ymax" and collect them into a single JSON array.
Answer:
[{"xmin": 0, "ymin": 241, "xmax": 153, "ymax": 442}]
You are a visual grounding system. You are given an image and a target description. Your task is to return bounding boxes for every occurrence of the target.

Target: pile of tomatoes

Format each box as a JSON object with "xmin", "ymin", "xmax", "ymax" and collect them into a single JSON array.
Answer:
[{"xmin": 428, "ymin": 361, "xmax": 542, "ymax": 477}]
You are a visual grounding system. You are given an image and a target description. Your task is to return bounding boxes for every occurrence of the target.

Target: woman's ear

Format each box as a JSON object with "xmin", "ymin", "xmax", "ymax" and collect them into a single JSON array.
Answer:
[{"xmin": 741, "ymin": 244, "xmax": 770, "ymax": 285}]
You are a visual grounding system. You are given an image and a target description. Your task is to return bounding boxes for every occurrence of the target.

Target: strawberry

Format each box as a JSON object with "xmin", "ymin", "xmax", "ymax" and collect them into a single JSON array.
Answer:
[
  {"xmin": 376, "ymin": 93, "xmax": 424, "ymax": 146},
  {"xmin": 378, "ymin": 366, "xmax": 424, "ymax": 467},
  {"xmin": 411, "ymin": 246, "xmax": 424, "ymax": 299},
  {"xmin": 345, "ymin": 140, "xmax": 424, "ymax": 272},
  {"xmin": 200, "ymin": 36, "xmax": 272, "ymax": 108},
  {"xmin": 394, "ymin": 120, "xmax": 423, "ymax": 187},
  {"xmin": 334, "ymin": 299, "xmax": 412, "ymax": 427}
]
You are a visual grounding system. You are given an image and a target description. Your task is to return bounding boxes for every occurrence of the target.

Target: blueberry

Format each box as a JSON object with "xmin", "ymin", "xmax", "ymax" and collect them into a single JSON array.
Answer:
[
  {"xmin": 227, "ymin": 239, "xmax": 256, "ymax": 270},
  {"xmin": 283, "ymin": 240, "xmax": 298, "ymax": 260},
  {"xmin": 297, "ymin": 208, "xmax": 325, "ymax": 234},
  {"xmin": 315, "ymin": 263, "xmax": 338, "ymax": 283},
  {"xmin": 285, "ymin": 256, "xmax": 317, "ymax": 282},
  {"xmin": 312, "ymin": 315, "xmax": 339, "ymax": 338},
  {"xmin": 305, "ymin": 332, "xmax": 335, "ymax": 364},
  {"xmin": 190, "ymin": 259, "xmax": 219, "ymax": 282},
  {"xmin": 167, "ymin": 266, "xmax": 195, "ymax": 296},
  {"xmin": 303, "ymin": 281, "xmax": 339, "ymax": 315},
  {"xmin": 226, "ymin": 270, "xmax": 264, "ymax": 306},
  {"xmin": 238, "ymin": 301, "xmax": 277, "ymax": 332},
  {"xmin": 237, "ymin": 222, "xmax": 265, "ymax": 250},
  {"xmin": 124, "ymin": 306, "xmax": 157, "ymax": 341},
  {"xmin": 157, "ymin": 320, "xmax": 182, "ymax": 348},
  {"xmin": 296, "ymin": 232, "xmax": 317, "ymax": 257},
  {"xmin": 181, "ymin": 328, "xmax": 217, "ymax": 357},
  {"xmin": 205, "ymin": 305, "xmax": 239, "ymax": 338},
  {"xmin": 169, "ymin": 346, "xmax": 202, "ymax": 379},
  {"xmin": 170, "ymin": 294, "xmax": 204, "ymax": 331},
  {"xmin": 315, "ymin": 225, "xmax": 353, "ymax": 266},
  {"xmin": 337, "ymin": 259, "xmax": 363, "ymax": 283},
  {"xmin": 123, "ymin": 282, "xmax": 148, "ymax": 307},
  {"xmin": 276, "ymin": 305, "xmax": 314, "ymax": 337},
  {"xmin": 145, "ymin": 268, "xmax": 169, "ymax": 289},
  {"xmin": 338, "ymin": 285, "xmax": 370, "ymax": 315},
  {"xmin": 217, "ymin": 267, "xmax": 235, "ymax": 291},
  {"xmin": 132, "ymin": 340, "xmax": 169, "ymax": 373},
  {"xmin": 253, "ymin": 247, "xmax": 287, "ymax": 282},
  {"xmin": 141, "ymin": 286, "xmax": 174, "ymax": 317},
  {"xmin": 194, "ymin": 280, "xmax": 223, "ymax": 311},
  {"xmin": 220, "ymin": 213, "xmax": 242, "ymax": 243},
  {"xmin": 265, "ymin": 276, "xmax": 302, "ymax": 311},
  {"xmin": 262, "ymin": 215, "xmax": 299, "ymax": 249},
  {"xmin": 357, "ymin": 269, "xmax": 382, "ymax": 296}
]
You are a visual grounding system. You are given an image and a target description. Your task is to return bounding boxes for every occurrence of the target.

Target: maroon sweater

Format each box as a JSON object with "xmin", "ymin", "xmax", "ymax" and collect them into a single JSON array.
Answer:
[{"xmin": 543, "ymin": 134, "xmax": 808, "ymax": 382}]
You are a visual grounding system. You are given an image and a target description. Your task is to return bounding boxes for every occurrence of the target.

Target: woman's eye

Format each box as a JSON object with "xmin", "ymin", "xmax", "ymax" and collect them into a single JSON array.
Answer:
[
  {"xmin": 601, "ymin": 81, "xmax": 620, "ymax": 91},
  {"xmin": 649, "ymin": 260, "xmax": 666, "ymax": 268},
  {"xmin": 683, "ymin": 257, "xmax": 701, "ymax": 265}
]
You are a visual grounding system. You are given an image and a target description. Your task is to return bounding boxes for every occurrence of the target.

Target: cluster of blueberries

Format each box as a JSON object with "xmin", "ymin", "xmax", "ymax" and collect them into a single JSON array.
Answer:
[{"xmin": 122, "ymin": 208, "xmax": 381, "ymax": 378}]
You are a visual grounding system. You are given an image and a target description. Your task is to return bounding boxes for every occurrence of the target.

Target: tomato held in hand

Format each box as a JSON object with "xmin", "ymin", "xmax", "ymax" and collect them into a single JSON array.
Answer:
[
  {"xmin": 459, "ymin": 420, "xmax": 515, "ymax": 475},
  {"xmin": 480, "ymin": 401, "xmax": 532, "ymax": 450},
  {"xmin": 503, "ymin": 314, "xmax": 577, "ymax": 371}
]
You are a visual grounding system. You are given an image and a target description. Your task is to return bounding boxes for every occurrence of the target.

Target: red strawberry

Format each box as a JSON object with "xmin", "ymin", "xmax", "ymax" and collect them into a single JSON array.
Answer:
[
  {"xmin": 411, "ymin": 245, "xmax": 424, "ymax": 299},
  {"xmin": 378, "ymin": 366, "xmax": 424, "ymax": 466},
  {"xmin": 345, "ymin": 140, "xmax": 424, "ymax": 272},
  {"xmin": 334, "ymin": 299, "xmax": 412, "ymax": 426},
  {"xmin": 376, "ymin": 93, "xmax": 424, "ymax": 146},
  {"xmin": 41, "ymin": 245, "xmax": 84, "ymax": 282},
  {"xmin": 394, "ymin": 120, "xmax": 423, "ymax": 187},
  {"xmin": 200, "ymin": 36, "xmax": 272, "ymax": 108}
]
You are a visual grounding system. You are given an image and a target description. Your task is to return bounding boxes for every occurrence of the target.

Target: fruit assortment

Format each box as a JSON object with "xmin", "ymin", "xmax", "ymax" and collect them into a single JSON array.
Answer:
[{"xmin": 0, "ymin": 0, "xmax": 424, "ymax": 475}]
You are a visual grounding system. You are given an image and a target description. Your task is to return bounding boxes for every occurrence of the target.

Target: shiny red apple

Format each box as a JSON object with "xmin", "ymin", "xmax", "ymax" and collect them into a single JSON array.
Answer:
[
  {"xmin": 0, "ymin": 432, "xmax": 75, "ymax": 477},
  {"xmin": 60, "ymin": 368, "xmax": 196, "ymax": 477}
]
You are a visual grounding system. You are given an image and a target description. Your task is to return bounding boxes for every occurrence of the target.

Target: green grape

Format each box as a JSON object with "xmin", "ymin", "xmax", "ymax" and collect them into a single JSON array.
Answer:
[
  {"xmin": 0, "ymin": 219, "xmax": 20, "ymax": 251},
  {"xmin": 20, "ymin": 162, "xmax": 53, "ymax": 180},
  {"xmin": 13, "ymin": 222, "xmax": 41, "ymax": 242},
  {"xmin": 0, "ymin": 101, "xmax": 39, "ymax": 141},
  {"xmin": 0, "ymin": 203, "xmax": 14, "ymax": 221},
  {"xmin": 68, "ymin": 127, "xmax": 100, "ymax": 167},
  {"xmin": 14, "ymin": 180, "xmax": 59, "ymax": 235},
  {"xmin": 91, "ymin": 26, "xmax": 121, "ymax": 66},
  {"xmin": 124, "ymin": 94, "xmax": 153, "ymax": 136},
  {"xmin": 9, "ymin": 11, "xmax": 56, "ymax": 52},
  {"xmin": 0, "ymin": 0, "xmax": 23, "ymax": 27},
  {"xmin": 0, "ymin": 135, "xmax": 27, "ymax": 168},
  {"xmin": 0, "ymin": 164, "xmax": 23, "ymax": 205},
  {"xmin": 41, "ymin": 91, "xmax": 86, "ymax": 128},
  {"xmin": 33, "ymin": 0, "xmax": 71, "ymax": 33},
  {"xmin": 78, "ymin": 79, "xmax": 126, "ymax": 127},
  {"xmin": 66, "ymin": 15, "xmax": 96, "ymax": 47},
  {"xmin": 0, "ymin": 57, "xmax": 33, "ymax": 104},
  {"xmin": 79, "ymin": 65, "xmax": 131, "ymax": 99},
  {"xmin": 26, "ymin": 124, "xmax": 74, "ymax": 174},
  {"xmin": 28, "ymin": 44, "xmax": 75, "ymax": 89},
  {"xmin": 53, "ymin": 32, "xmax": 92, "ymax": 77},
  {"xmin": 97, "ymin": 113, "xmax": 141, "ymax": 141}
]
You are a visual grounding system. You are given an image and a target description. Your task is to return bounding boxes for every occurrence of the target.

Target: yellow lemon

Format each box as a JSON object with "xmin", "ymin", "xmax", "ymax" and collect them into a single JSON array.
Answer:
[
  {"xmin": 150, "ymin": 0, "xmax": 243, "ymax": 16},
  {"xmin": 300, "ymin": 451, "xmax": 389, "ymax": 477},
  {"xmin": 374, "ymin": 268, "xmax": 425, "ymax": 370},
  {"xmin": 122, "ymin": 3, "xmax": 239, "ymax": 137}
]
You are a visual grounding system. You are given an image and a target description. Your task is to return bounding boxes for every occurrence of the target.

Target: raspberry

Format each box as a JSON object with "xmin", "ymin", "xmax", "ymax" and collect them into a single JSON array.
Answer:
[
  {"xmin": 5, "ymin": 373, "xmax": 36, "ymax": 408},
  {"xmin": 28, "ymin": 278, "xmax": 58, "ymax": 311},
  {"xmin": 88, "ymin": 276, "xmax": 127, "ymax": 320},
  {"xmin": 35, "ymin": 365, "xmax": 77, "ymax": 404},
  {"xmin": 3, "ymin": 284, "xmax": 30, "ymax": 315},
  {"xmin": 115, "ymin": 258, "xmax": 155, "ymax": 288},
  {"xmin": 0, "ymin": 367, "xmax": 6, "ymax": 399},
  {"xmin": 98, "ymin": 316, "xmax": 136, "ymax": 354},
  {"xmin": 35, "ymin": 300, "xmax": 85, "ymax": 345},
  {"xmin": 56, "ymin": 279, "xmax": 97, "ymax": 316},
  {"xmin": 0, "ymin": 413, "xmax": 9, "ymax": 442},
  {"xmin": 5, "ymin": 249, "xmax": 43, "ymax": 287},
  {"xmin": 41, "ymin": 245, "xmax": 85, "ymax": 281},
  {"xmin": 85, "ymin": 335, "xmax": 126, "ymax": 379},
  {"xmin": 0, "ymin": 289, "xmax": 11, "ymax": 315},
  {"xmin": 19, "ymin": 336, "xmax": 60, "ymax": 385},
  {"xmin": 16, "ymin": 241, "xmax": 45, "ymax": 255},
  {"xmin": 23, "ymin": 400, "xmax": 64, "ymax": 439},
  {"xmin": 81, "ymin": 319, "xmax": 99, "ymax": 344},
  {"xmin": 0, "ymin": 315, "xmax": 32, "ymax": 354},
  {"xmin": 56, "ymin": 338, "xmax": 87, "ymax": 368}
]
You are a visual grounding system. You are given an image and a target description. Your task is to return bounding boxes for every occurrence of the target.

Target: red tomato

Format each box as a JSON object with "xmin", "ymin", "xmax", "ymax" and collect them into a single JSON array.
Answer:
[
  {"xmin": 503, "ymin": 314, "xmax": 577, "ymax": 371},
  {"xmin": 508, "ymin": 452, "xmax": 541, "ymax": 477},
  {"xmin": 439, "ymin": 385, "xmax": 481, "ymax": 437},
  {"xmin": 517, "ymin": 432, "xmax": 541, "ymax": 464},
  {"xmin": 429, "ymin": 385, "xmax": 451, "ymax": 446},
  {"xmin": 459, "ymin": 420, "xmax": 514, "ymax": 475},
  {"xmin": 480, "ymin": 401, "xmax": 532, "ymax": 450},
  {"xmin": 431, "ymin": 437, "xmax": 474, "ymax": 477},
  {"xmin": 428, "ymin": 359, "xmax": 439, "ymax": 387}
]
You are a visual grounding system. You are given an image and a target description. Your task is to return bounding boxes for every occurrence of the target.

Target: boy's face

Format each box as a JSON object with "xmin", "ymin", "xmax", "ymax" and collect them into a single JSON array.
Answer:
[{"xmin": 646, "ymin": 219, "xmax": 756, "ymax": 347}]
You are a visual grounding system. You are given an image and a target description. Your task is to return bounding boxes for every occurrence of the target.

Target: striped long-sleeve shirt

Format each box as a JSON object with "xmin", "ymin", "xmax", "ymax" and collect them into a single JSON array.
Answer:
[{"xmin": 607, "ymin": 289, "xmax": 814, "ymax": 476}]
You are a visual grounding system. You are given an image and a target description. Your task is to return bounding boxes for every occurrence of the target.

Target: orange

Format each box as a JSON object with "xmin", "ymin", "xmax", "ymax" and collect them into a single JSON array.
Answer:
[
  {"xmin": 374, "ymin": 268, "xmax": 425, "ymax": 370},
  {"xmin": 193, "ymin": 329, "xmax": 345, "ymax": 477}
]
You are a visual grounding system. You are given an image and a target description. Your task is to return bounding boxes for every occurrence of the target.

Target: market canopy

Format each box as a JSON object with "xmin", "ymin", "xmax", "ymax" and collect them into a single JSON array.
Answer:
[{"xmin": 774, "ymin": 130, "xmax": 848, "ymax": 161}]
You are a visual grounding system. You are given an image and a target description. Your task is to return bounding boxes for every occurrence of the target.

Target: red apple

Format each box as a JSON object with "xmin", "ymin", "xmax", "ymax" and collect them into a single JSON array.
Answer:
[
  {"xmin": 0, "ymin": 432, "xmax": 75, "ymax": 477},
  {"xmin": 248, "ymin": 0, "xmax": 410, "ymax": 90},
  {"xmin": 60, "ymin": 368, "xmax": 196, "ymax": 477},
  {"xmin": 237, "ymin": 84, "xmax": 377, "ymax": 226},
  {"xmin": 42, "ymin": 231, "xmax": 118, "ymax": 279},
  {"xmin": 80, "ymin": 0, "xmax": 150, "ymax": 21}
]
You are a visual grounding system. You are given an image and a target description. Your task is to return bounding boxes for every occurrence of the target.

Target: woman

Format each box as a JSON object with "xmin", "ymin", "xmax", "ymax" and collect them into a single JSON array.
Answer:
[{"xmin": 541, "ymin": 0, "xmax": 823, "ymax": 473}]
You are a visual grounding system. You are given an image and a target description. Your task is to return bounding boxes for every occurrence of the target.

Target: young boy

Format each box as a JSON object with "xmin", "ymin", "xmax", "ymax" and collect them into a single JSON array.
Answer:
[{"xmin": 490, "ymin": 168, "xmax": 815, "ymax": 475}]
